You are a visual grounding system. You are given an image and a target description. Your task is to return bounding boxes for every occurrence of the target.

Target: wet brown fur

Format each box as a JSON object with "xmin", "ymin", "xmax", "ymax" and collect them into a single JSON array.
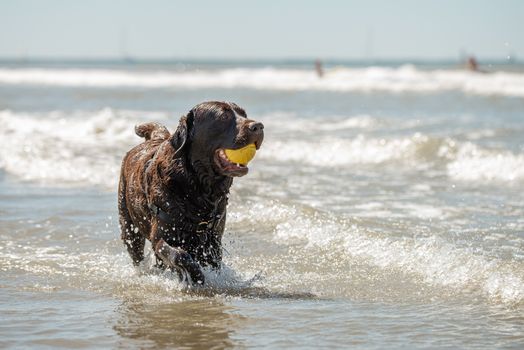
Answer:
[{"xmin": 118, "ymin": 101, "xmax": 264, "ymax": 284}]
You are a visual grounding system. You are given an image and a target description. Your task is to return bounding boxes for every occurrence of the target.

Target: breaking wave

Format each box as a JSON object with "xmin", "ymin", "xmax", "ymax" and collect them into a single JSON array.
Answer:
[
  {"xmin": 2, "ymin": 199, "xmax": 523, "ymax": 305},
  {"xmin": 1, "ymin": 65, "xmax": 523, "ymax": 96},
  {"xmin": 0, "ymin": 109, "xmax": 169, "ymax": 189},
  {"xmin": 267, "ymin": 202, "xmax": 524, "ymax": 304},
  {"xmin": 260, "ymin": 134, "xmax": 524, "ymax": 182},
  {"xmin": 447, "ymin": 142, "xmax": 524, "ymax": 181},
  {"xmin": 1, "ymin": 109, "xmax": 522, "ymax": 188}
]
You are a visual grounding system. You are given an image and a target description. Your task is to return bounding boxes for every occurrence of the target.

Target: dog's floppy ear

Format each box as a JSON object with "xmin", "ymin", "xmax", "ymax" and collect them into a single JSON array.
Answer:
[{"xmin": 171, "ymin": 111, "xmax": 193, "ymax": 155}]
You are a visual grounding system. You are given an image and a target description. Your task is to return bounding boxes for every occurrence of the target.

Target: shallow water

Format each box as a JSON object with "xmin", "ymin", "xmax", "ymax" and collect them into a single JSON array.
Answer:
[{"xmin": 1, "ymin": 62, "xmax": 524, "ymax": 349}]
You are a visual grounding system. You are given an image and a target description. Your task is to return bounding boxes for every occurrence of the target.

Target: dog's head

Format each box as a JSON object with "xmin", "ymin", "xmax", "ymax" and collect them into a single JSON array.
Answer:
[{"xmin": 171, "ymin": 101, "xmax": 264, "ymax": 177}]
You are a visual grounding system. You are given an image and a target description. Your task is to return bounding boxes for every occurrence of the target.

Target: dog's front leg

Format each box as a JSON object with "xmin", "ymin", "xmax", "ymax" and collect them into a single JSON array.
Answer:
[{"xmin": 154, "ymin": 238, "xmax": 205, "ymax": 285}]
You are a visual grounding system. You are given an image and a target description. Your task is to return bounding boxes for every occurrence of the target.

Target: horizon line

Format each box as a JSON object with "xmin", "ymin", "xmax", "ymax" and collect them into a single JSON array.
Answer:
[{"xmin": 0, "ymin": 56, "xmax": 520, "ymax": 65}]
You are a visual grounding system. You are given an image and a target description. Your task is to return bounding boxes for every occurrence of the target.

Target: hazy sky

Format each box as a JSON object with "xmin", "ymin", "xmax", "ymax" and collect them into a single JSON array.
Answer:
[{"xmin": 0, "ymin": 0, "xmax": 522, "ymax": 60}]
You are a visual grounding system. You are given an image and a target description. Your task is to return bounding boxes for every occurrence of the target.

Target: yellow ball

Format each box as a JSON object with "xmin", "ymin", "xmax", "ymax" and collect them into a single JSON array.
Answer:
[{"xmin": 224, "ymin": 143, "xmax": 257, "ymax": 165}]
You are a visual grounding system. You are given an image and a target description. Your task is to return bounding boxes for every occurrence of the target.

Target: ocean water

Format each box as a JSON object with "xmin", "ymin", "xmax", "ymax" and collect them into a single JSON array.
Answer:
[{"xmin": 1, "ymin": 61, "xmax": 523, "ymax": 349}]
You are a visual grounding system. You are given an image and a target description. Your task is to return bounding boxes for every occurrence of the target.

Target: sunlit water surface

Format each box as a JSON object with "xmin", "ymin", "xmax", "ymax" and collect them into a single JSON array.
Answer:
[{"xmin": 1, "ymin": 62, "xmax": 524, "ymax": 349}]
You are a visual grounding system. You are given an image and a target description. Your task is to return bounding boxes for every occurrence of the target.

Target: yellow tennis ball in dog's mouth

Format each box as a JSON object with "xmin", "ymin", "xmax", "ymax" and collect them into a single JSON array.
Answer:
[{"xmin": 224, "ymin": 143, "xmax": 257, "ymax": 166}]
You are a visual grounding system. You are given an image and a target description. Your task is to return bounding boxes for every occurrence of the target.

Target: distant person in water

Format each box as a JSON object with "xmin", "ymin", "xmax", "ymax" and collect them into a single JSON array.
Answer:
[
  {"xmin": 465, "ymin": 56, "xmax": 488, "ymax": 73},
  {"xmin": 465, "ymin": 56, "xmax": 489, "ymax": 73},
  {"xmin": 315, "ymin": 59, "xmax": 324, "ymax": 78},
  {"xmin": 466, "ymin": 56, "xmax": 478, "ymax": 71}
]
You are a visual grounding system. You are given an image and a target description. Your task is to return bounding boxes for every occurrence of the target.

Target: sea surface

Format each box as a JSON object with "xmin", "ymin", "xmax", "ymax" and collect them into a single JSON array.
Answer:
[{"xmin": 1, "ymin": 60, "xmax": 524, "ymax": 349}]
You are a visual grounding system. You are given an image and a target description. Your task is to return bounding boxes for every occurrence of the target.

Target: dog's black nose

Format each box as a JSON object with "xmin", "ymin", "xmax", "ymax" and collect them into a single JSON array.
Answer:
[{"xmin": 248, "ymin": 121, "xmax": 264, "ymax": 134}]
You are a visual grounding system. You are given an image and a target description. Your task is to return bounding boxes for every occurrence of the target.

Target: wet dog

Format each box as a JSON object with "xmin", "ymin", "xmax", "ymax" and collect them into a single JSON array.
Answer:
[{"xmin": 118, "ymin": 101, "xmax": 264, "ymax": 284}]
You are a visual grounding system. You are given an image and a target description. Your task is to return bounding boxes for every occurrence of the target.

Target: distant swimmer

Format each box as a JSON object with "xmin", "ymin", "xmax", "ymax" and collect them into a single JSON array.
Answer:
[
  {"xmin": 465, "ymin": 56, "xmax": 487, "ymax": 73},
  {"xmin": 315, "ymin": 59, "xmax": 324, "ymax": 78},
  {"xmin": 466, "ymin": 56, "xmax": 489, "ymax": 73},
  {"xmin": 466, "ymin": 56, "xmax": 479, "ymax": 72}
]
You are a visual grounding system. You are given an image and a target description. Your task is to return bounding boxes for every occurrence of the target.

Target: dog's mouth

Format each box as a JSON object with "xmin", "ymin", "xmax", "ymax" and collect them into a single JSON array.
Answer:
[{"xmin": 214, "ymin": 148, "xmax": 249, "ymax": 177}]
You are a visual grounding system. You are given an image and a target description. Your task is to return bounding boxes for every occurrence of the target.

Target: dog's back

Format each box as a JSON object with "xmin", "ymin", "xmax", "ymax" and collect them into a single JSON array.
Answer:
[
  {"xmin": 134, "ymin": 122, "xmax": 170, "ymax": 141},
  {"xmin": 118, "ymin": 122, "xmax": 169, "ymax": 264}
]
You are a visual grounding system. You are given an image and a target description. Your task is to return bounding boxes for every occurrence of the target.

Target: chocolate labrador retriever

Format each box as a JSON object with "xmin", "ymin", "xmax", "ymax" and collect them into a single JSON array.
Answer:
[{"xmin": 118, "ymin": 101, "xmax": 264, "ymax": 285}]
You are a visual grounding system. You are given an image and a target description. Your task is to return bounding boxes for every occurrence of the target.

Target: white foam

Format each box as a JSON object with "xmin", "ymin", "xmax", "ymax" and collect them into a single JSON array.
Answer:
[
  {"xmin": 0, "ymin": 240, "xmax": 257, "ymax": 301},
  {"xmin": 0, "ymin": 65, "xmax": 523, "ymax": 96},
  {"xmin": 258, "ymin": 133, "xmax": 436, "ymax": 166},
  {"xmin": 447, "ymin": 142, "xmax": 524, "ymax": 181},
  {"xmin": 1, "ymin": 109, "xmax": 520, "ymax": 187},
  {"xmin": 272, "ymin": 207, "xmax": 524, "ymax": 304},
  {"xmin": 0, "ymin": 109, "xmax": 169, "ymax": 189},
  {"xmin": 0, "ymin": 108, "xmax": 413, "ymax": 188},
  {"xmin": 261, "ymin": 112, "xmax": 379, "ymax": 134},
  {"xmin": 258, "ymin": 132, "xmax": 524, "ymax": 183}
]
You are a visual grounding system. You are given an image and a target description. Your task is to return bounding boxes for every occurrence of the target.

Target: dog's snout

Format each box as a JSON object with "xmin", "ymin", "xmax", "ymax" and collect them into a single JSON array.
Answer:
[{"xmin": 248, "ymin": 121, "xmax": 264, "ymax": 134}]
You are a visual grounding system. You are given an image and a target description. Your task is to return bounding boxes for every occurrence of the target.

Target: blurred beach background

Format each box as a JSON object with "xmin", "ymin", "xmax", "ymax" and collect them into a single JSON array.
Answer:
[{"xmin": 1, "ymin": 1, "xmax": 524, "ymax": 349}]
